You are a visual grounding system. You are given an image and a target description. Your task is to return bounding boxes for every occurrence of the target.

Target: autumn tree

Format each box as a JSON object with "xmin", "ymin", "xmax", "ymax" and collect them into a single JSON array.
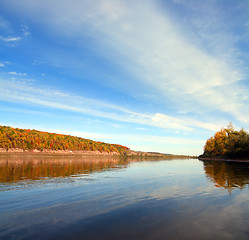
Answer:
[{"xmin": 202, "ymin": 124, "xmax": 249, "ymax": 159}]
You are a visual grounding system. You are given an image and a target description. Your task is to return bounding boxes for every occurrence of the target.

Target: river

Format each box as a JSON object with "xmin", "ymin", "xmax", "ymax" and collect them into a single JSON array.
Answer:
[{"xmin": 0, "ymin": 154, "xmax": 249, "ymax": 240}]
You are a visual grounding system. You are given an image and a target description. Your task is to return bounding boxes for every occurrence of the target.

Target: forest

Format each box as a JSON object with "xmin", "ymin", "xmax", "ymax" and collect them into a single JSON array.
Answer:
[
  {"xmin": 201, "ymin": 124, "xmax": 249, "ymax": 159},
  {"xmin": 0, "ymin": 125, "xmax": 130, "ymax": 154}
]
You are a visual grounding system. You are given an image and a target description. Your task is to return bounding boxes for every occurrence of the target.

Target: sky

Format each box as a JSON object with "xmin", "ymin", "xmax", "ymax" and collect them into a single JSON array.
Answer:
[{"xmin": 0, "ymin": 0, "xmax": 249, "ymax": 155}]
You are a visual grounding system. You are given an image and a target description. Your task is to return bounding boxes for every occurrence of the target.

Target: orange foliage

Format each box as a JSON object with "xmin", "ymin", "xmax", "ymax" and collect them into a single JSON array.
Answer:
[
  {"xmin": 0, "ymin": 125, "xmax": 130, "ymax": 154},
  {"xmin": 202, "ymin": 124, "xmax": 249, "ymax": 159}
]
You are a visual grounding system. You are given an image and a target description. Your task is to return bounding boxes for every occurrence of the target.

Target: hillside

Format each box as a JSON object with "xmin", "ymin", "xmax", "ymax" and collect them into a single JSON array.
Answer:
[
  {"xmin": 0, "ymin": 125, "xmax": 196, "ymax": 158},
  {"xmin": 200, "ymin": 124, "xmax": 249, "ymax": 160},
  {"xmin": 0, "ymin": 125, "xmax": 130, "ymax": 155}
]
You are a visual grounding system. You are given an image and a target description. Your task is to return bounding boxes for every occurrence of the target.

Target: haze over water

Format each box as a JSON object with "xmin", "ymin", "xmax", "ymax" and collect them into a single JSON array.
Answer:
[{"xmin": 0, "ymin": 155, "xmax": 249, "ymax": 240}]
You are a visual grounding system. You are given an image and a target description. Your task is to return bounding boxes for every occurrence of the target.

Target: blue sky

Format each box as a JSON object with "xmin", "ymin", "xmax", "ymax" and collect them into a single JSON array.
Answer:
[{"xmin": 0, "ymin": 0, "xmax": 249, "ymax": 155}]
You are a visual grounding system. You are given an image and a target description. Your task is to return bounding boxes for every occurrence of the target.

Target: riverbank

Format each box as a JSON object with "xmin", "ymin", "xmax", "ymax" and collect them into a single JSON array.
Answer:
[
  {"xmin": 0, "ymin": 148, "xmax": 121, "ymax": 156},
  {"xmin": 199, "ymin": 157, "xmax": 249, "ymax": 163},
  {"xmin": 0, "ymin": 148, "xmax": 171, "ymax": 157},
  {"xmin": 0, "ymin": 148, "xmax": 194, "ymax": 159}
]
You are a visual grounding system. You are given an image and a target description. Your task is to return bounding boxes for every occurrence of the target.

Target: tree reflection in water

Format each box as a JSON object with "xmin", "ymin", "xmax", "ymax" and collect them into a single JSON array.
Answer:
[
  {"xmin": 202, "ymin": 160, "xmax": 249, "ymax": 193},
  {"xmin": 0, "ymin": 155, "xmax": 130, "ymax": 183}
]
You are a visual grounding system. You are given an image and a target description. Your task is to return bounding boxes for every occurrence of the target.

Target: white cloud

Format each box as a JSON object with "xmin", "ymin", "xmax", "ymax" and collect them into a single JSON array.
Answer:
[
  {"xmin": 151, "ymin": 113, "xmax": 192, "ymax": 131},
  {"xmin": 0, "ymin": 61, "xmax": 11, "ymax": 67},
  {"xmin": 21, "ymin": 24, "xmax": 30, "ymax": 37},
  {"xmin": 8, "ymin": 71, "xmax": 27, "ymax": 76},
  {"xmin": 0, "ymin": 36, "xmax": 21, "ymax": 42},
  {"xmin": 150, "ymin": 113, "xmax": 223, "ymax": 132}
]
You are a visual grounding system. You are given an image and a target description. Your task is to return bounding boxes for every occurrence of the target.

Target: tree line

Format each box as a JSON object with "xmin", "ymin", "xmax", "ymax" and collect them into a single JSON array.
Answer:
[
  {"xmin": 0, "ymin": 125, "xmax": 130, "ymax": 154},
  {"xmin": 201, "ymin": 124, "xmax": 249, "ymax": 159}
]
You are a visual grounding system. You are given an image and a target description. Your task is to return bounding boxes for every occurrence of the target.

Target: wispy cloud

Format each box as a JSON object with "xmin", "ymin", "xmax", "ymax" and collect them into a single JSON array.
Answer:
[
  {"xmin": 58, "ymin": 129, "xmax": 205, "ymax": 149},
  {"xmin": 0, "ymin": 36, "xmax": 21, "ymax": 42},
  {"xmin": 21, "ymin": 24, "xmax": 30, "ymax": 37},
  {"xmin": 0, "ymin": 16, "xmax": 30, "ymax": 44},
  {"xmin": 0, "ymin": 15, "xmax": 11, "ymax": 31},
  {"xmin": 0, "ymin": 61, "xmax": 10, "ymax": 67},
  {"xmin": 8, "ymin": 71, "xmax": 27, "ymax": 76},
  {"xmin": 0, "ymin": 78, "xmax": 223, "ymax": 132},
  {"xmin": 9, "ymin": 0, "xmax": 248, "ymax": 125}
]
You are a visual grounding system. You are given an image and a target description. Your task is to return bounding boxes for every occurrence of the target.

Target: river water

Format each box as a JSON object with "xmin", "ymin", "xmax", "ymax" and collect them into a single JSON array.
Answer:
[{"xmin": 0, "ymin": 154, "xmax": 249, "ymax": 240}]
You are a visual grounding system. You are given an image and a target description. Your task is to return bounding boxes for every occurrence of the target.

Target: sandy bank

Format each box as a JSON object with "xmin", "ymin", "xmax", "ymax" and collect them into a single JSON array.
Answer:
[{"xmin": 0, "ymin": 148, "xmax": 120, "ymax": 156}]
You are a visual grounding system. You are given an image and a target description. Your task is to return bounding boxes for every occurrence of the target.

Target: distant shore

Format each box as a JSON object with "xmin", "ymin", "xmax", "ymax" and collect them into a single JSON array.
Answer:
[
  {"xmin": 0, "ymin": 148, "xmax": 165, "ymax": 157},
  {"xmin": 0, "ymin": 148, "xmax": 194, "ymax": 158}
]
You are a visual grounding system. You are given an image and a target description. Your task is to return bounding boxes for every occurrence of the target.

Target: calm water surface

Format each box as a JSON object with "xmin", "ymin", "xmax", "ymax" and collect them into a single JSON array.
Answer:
[{"xmin": 0, "ymin": 154, "xmax": 249, "ymax": 240}]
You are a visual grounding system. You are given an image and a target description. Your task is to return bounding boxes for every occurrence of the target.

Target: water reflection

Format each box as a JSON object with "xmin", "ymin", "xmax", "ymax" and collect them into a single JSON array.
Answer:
[
  {"xmin": 202, "ymin": 160, "xmax": 249, "ymax": 192},
  {"xmin": 0, "ymin": 155, "xmax": 130, "ymax": 183},
  {"xmin": 1, "ymin": 158, "xmax": 249, "ymax": 240}
]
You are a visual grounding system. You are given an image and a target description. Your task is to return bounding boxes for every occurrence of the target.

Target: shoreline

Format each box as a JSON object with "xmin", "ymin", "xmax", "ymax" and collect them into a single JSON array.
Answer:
[
  {"xmin": 0, "ymin": 148, "xmax": 167, "ymax": 157},
  {"xmin": 0, "ymin": 148, "xmax": 193, "ymax": 159},
  {"xmin": 0, "ymin": 148, "xmax": 198, "ymax": 159},
  {"xmin": 0, "ymin": 148, "xmax": 120, "ymax": 156},
  {"xmin": 198, "ymin": 157, "xmax": 249, "ymax": 163}
]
